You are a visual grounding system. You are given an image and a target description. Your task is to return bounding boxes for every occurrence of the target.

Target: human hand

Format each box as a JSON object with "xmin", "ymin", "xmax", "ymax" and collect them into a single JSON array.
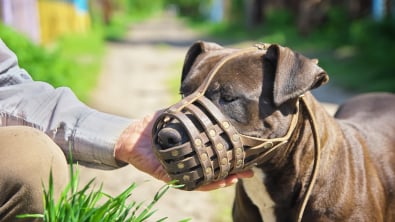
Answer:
[
  {"xmin": 195, "ymin": 170, "xmax": 253, "ymax": 191},
  {"xmin": 114, "ymin": 111, "xmax": 253, "ymax": 191}
]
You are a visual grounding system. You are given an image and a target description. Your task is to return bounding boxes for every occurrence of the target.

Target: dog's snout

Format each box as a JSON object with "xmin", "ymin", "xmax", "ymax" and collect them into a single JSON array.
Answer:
[{"xmin": 158, "ymin": 127, "xmax": 183, "ymax": 149}]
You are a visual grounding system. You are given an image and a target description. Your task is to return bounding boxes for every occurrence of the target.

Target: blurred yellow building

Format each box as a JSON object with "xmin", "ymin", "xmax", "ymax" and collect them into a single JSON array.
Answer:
[
  {"xmin": 38, "ymin": 0, "xmax": 90, "ymax": 44},
  {"xmin": 0, "ymin": 0, "xmax": 91, "ymax": 44}
]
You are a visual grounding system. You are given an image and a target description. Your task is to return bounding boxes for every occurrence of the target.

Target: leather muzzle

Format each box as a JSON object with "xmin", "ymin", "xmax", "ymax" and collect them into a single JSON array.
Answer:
[{"xmin": 152, "ymin": 44, "xmax": 300, "ymax": 190}]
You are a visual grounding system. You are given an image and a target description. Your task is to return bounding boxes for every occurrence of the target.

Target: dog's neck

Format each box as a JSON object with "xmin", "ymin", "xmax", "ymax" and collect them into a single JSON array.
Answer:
[{"xmin": 252, "ymin": 92, "xmax": 346, "ymax": 219}]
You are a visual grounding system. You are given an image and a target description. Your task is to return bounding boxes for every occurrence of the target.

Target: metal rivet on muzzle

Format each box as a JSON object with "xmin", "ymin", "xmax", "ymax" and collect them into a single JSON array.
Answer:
[
  {"xmin": 171, "ymin": 150, "xmax": 179, "ymax": 157},
  {"xmin": 216, "ymin": 143, "xmax": 224, "ymax": 151},
  {"xmin": 264, "ymin": 142, "xmax": 274, "ymax": 149},
  {"xmin": 195, "ymin": 138, "xmax": 202, "ymax": 147},
  {"xmin": 201, "ymin": 153, "xmax": 208, "ymax": 161},
  {"xmin": 177, "ymin": 163, "xmax": 185, "ymax": 169},
  {"xmin": 235, "ymin": 147, "xmax": 242, "ymax": 156},
  {"xmin": 222, "ymin": 121, "xmax": 230, "ymax": 129},
  {"xmin": 209, "ymin": 129, "xmax": 216, "ymax": 137},
  {"xmin": 183, "ymin": 175, "xmax": 190, "ymax": 182}
]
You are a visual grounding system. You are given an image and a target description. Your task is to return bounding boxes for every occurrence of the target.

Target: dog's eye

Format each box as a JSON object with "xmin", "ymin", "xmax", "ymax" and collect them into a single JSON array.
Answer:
[{"xmin": 220, "ymin": 94, "xmax": 238, "ymax": 104}]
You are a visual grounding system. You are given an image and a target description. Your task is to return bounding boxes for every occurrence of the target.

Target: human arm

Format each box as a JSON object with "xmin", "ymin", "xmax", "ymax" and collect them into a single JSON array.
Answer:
[
  {"xmin": 0, "ymin": 38, "xmax": 253, "ymax": 188},
  {"xmin": 0, "ymin": 38, "xmax": 131, "ymax": 169}
]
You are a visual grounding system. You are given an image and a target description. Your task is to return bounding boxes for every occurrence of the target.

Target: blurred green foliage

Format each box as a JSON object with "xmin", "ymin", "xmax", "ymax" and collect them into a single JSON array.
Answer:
[
  {"xmin": 96, "ymin": 0, "xmax": 165, "ymax": 41},
  {"xmin": 0, "ymin": 0, "xmax": 164, "ymax": 101},
  {"xmin": 165, "ymin": 0, "xmax": 211, "ymax": 19},
  {"xmin": 0, "ymin": 23, "xmax": 104, "ymax": 102},
  {"xmin": 125, "ymin": 0, "xmax": 164, "ymax": 17},
  {"xmin": 2, "ymin": 1, "xmax": 393, "ymax": 98},
  {"xmin": 311, "ymin": 9, "xmax": 395, "ymax": 92},
  {"xmin": 186, "ymin": 7, "xmax": 395, "ymax": 93}
]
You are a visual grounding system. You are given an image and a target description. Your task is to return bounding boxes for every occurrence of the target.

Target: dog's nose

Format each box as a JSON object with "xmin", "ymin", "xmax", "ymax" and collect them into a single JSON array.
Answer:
[{"xmin": 157, "ymin": 127, "xmax": 183, "ymax": 149}]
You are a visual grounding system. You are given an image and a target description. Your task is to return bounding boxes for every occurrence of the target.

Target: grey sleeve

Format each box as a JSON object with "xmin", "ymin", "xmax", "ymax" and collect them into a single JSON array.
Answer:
[{"xmin": 0, "ymin": 39, "xmax": 132, "ymax": 169}]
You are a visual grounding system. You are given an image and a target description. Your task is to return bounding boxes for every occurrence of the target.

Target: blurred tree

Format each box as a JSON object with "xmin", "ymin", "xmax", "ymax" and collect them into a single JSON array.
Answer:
[
  {"xmin": 348, "ymin": 0, "xmax": 371, "ymax": 19},
  {"xmin": 228, "ymin": 0, "xmax": 244, "ymax": 23},
  {"xmin": 101, "ymin": 0, "xmax": 112, "ymax": 25},
  {"xmin": 241, "ymin": 0, "xmax": 383, "ymax": 34},
  {"xmin": 296, "ymin": 0, "xmax": 332, "ymax": 35},
  {"xmin": 165, "ymin": 0, "xmax": 211, "ymax": 19},
  {"xmin": 244, "ymin": 0, "xmax": 264, "ymax": 28}
]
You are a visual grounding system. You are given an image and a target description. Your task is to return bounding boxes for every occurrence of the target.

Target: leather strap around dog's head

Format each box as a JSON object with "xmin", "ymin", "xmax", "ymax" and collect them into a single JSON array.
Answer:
[
  {"xmin": 152, "ymin": 43, "xmax": 306, "ymax": 186},
  {"xmin": 152, "ymin": 44, "xmax": 321, "ymax": 222},
  {"xmin": 153, "ymin": 44, "xmax": 271, "ymax": 184}
]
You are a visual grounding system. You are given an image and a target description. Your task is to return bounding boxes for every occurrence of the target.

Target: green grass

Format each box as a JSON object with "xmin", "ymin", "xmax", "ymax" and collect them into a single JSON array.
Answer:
[{"xmin": 17, "ymin": 162, "xmax": 190, "ymax": 222}]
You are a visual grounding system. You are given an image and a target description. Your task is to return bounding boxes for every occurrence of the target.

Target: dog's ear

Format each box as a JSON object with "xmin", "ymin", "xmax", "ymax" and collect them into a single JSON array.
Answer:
[
  {"xmin": 181, "ymin": 41, "xmax": 223, "ymax": 83},
  {"xmin": 265, "ymin": 44, "xmax": 329, "ymax": 106}
]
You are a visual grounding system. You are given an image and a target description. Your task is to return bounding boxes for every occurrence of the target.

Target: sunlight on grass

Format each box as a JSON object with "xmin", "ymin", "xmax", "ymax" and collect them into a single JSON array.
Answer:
[{"xmin": 17, "ymin": 162, "xmax": 190, "ymax": 222}]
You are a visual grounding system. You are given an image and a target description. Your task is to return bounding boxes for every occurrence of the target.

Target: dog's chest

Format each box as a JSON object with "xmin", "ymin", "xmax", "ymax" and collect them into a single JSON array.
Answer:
[{"xmin": 243, "ymin": 167, "xmax": 277, "ymax": 222}]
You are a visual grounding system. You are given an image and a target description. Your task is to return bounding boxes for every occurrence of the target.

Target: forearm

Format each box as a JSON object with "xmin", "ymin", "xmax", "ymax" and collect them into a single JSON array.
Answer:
[
  {"xmin": 51, "ymin": 106, "xmax": 133, "ymax": 169},
  {"xmin": 0, "ymin": 81, "xmax": 133, "ymax": 169},
  {"xmin": 0, "ymin": 38, "xmax": 132, "ymax": 169}
]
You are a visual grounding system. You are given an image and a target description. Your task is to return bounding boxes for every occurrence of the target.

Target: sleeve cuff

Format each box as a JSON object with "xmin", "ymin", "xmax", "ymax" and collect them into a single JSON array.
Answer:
[{"xmin": 66, "ymin": 111, "xmax": 134, "ymax": 170}]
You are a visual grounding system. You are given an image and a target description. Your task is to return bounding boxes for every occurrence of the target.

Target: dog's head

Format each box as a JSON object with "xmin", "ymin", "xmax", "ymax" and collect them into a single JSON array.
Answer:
[{"xmin": 152, "ymin": 41, "xmax": 328, "ymax": 190}]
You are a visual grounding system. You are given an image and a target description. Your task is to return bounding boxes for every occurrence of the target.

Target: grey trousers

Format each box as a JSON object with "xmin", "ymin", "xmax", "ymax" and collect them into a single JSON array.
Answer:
[{"xmin": 0, "ymin": 126, "xmax": 68, "ymax": 222}]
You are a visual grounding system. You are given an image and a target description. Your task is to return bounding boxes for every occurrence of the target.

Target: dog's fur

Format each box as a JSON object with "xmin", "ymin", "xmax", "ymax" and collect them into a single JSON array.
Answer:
[{"xmin": 174, "ymin": 41, "xmax": 395, "ymax": 221}]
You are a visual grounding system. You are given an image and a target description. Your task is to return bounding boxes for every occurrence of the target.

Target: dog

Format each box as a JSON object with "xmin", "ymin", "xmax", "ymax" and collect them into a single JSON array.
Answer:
[{"xmin": 155, "ymin": 41, "xmax": 395, "ymax": 221}]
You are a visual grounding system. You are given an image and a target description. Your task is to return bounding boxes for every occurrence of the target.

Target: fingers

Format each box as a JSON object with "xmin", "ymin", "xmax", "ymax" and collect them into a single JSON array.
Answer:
[
  {"xmin": 195, "ymin": 170, "xmax": 254, "ymax": 191},
  {"xmin": 234, "ymin": 170, "xmax": 254, "ymax": 179},
  {"xmin": 155, "ymin": 167, "xmax": 172, "ymax": 183},
  {"xmin": 196, "ymin": 176, "xmax": 237, "ymax": 191}
]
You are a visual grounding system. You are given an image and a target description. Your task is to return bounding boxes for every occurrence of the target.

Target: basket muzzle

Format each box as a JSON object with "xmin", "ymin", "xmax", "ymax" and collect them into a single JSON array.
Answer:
[{"xmin": 152, "ymin": 44, "xmax": 300, "ymax": 190}]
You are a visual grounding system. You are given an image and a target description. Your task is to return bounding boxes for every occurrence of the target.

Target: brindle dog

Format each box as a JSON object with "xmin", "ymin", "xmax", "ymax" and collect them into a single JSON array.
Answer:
[{"xmin": 157, "ymin": 41, "xmax": 395, "ymax": 221}]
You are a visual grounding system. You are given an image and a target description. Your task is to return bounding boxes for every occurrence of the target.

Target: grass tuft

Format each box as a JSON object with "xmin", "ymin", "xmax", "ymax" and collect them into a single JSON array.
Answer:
[{"xmin": 17, "ymin": 162, "xmax": 189, "ymax": 222}]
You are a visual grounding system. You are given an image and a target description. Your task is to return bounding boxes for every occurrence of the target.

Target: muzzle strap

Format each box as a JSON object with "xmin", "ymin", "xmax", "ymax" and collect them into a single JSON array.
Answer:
[
  {"xmin": 164, "ymin": 110, "xmax": 215, "ymax": 182},
  {"xmin": 154, "ymin": 90, "xmax": 248, "ymax": 188},
  {"xmin": 197, "ymin": 96, "xmax": 245, "ymax": 171},
  {"xmin": 153, "ymin": 44, "xmax": 278, "ymax": 190},
  {"xmin": 184, "ymin": 100, "xmax": 232, "ymax": 180},
  {"xmin": 239, "ymin": 99, "xmax": 300, "ymax": 168},
  {"xmin": 152, "ymin": 44, "xmax": 322, "ymax": 222}
]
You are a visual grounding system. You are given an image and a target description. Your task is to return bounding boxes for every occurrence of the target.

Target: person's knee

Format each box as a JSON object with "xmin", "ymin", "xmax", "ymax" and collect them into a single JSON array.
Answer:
[
  {"xmin": 0, "ymin": 126, "xmax": 68, "ymax": 181},
  {"xmin": 0, "ymin": 126, "xmax": 69, "ymax": 221}
]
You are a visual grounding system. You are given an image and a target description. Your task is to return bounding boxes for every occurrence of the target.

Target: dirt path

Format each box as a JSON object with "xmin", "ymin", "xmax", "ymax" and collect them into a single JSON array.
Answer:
[{"xmin": 78, "ymin": 12, "xmax": 354, "ymax": 222}]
